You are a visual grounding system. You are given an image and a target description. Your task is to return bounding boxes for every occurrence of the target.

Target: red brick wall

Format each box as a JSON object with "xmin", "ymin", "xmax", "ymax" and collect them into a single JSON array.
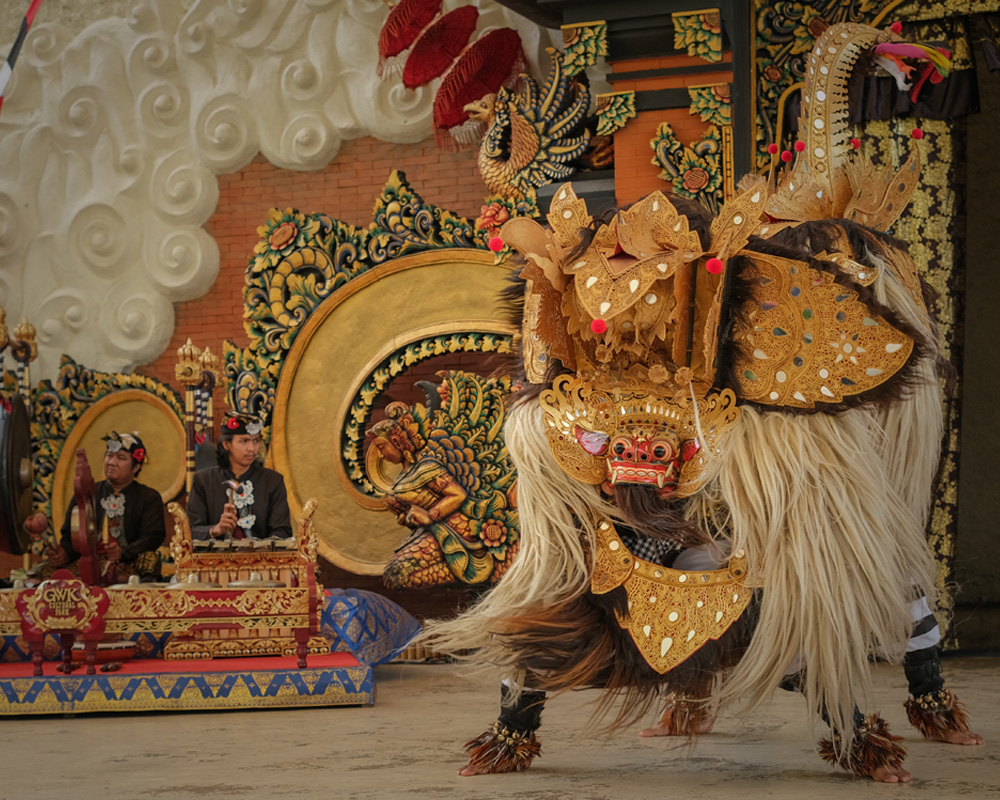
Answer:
[{"xmin": 136, "ymin": 136, "xmax": 484, "ymax": 395}]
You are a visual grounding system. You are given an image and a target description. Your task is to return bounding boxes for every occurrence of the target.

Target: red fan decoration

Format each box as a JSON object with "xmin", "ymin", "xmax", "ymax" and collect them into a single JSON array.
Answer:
[
  {"xmin": 377, "ymin": 0, "xmax": 442, "ymax": 79},
  {"xmin": 402, "ymin": 6, "xmax": 479, "ymax": 89},
  {"xmin": 433, "ymin": 27, "xmax": 526, "ymax": 148}
]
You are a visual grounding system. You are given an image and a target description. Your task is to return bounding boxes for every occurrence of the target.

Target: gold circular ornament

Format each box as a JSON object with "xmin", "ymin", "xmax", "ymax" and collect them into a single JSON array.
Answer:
[
  {"xmin": 270, "ymin": 249, "xmax": 515, "ymax": 575},
  {"xmin": 51, "ymin": 389, "xmax": 186, "ymax": 528}
]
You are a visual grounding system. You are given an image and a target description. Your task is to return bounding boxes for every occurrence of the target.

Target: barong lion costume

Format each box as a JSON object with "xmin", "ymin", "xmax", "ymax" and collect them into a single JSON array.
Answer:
[{"xmin": 424, "ymin": 22, "xmax": 966, "ymax": 780}]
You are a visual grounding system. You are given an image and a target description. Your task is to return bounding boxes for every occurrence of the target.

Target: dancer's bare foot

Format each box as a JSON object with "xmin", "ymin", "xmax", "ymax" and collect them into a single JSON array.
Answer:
[
  {"xmin": 639, "ymin": 698, "xmax": 715, "ymax": 737},
  {"xmin": 867, "ymin": 764, "xmax": 912, "ymax": 783},
  {"xmin": 929, "ymin": 729, "xmax": 985, "ymax": 746},
  {"xmin": 458, "ymin": 762, "xmax": 491, "ymax": 776},
  {"xmin": 905, "ymin": 690, "xmax": 984, "ymax": 746}
]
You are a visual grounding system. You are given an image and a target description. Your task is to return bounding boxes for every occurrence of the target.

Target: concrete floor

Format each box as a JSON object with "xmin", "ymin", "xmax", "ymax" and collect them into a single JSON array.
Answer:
[{"xmin": 0, "ymin": 657, "xmax": 997, "ymax": 800}]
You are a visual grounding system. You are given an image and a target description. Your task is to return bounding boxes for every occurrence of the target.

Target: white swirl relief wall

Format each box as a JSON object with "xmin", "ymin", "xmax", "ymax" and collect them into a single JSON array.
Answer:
[{"xmin": 0, "ymin": 0, "xmax": 551, "ymax": 382}]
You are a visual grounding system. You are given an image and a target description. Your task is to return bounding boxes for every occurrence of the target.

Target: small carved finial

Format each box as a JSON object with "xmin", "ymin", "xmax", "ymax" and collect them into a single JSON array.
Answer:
[
  {"xmin": 13, "ymin": 318, "xmax": 35, "ymax": 340},
  {"xmin": 10, "ymin": 319, "xmax": 37, "ymax": 363},
  {"xmin": 175, "ymin": 338, "xmax": 202, "ymax": 385},
  {"xmin": 200, "ymin": 345, "xmax": 221, "ymax": 376},
  {"xmin": 177, "ymin": 338, "xmax": 200, "ymax": 362}
]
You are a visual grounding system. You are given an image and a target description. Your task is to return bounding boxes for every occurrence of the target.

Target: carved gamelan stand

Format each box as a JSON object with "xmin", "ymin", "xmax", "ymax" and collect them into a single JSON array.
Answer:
[{"xmin": 162, "ymin": 500, "xmax": 331, "ymax": 663}]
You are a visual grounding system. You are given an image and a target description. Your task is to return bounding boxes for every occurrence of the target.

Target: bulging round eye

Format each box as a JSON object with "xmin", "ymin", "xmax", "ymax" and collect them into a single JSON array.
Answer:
[
  {"xmin": 612, "ymin": 441, "xmax": 627, "ymax": 456},
  {"xmin": 652, "ymin": 444, "xmax": 668, "ymax": 459}
]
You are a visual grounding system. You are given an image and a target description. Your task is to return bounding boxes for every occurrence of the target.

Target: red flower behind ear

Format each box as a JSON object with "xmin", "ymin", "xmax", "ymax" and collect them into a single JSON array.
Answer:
[{"xmin": 132, "ymin": 447, "xmax": 146, "ymax": 463}]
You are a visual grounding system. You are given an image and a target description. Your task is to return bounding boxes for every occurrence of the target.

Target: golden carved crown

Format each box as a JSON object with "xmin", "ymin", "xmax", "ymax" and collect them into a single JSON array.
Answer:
[
  {"xmin": 505, "ymin": 181, "xmax": 769, "ymax": 396},
  {"xmin": 503, "ymin": 184, "xmax": 762, "ymax": 493}
]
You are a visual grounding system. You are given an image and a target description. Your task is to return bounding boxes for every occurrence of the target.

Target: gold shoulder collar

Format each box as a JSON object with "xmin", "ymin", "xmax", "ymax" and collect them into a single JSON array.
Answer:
[{"xmin": 591, "ymin": 519, "xmax": 752, "ymax": 674}]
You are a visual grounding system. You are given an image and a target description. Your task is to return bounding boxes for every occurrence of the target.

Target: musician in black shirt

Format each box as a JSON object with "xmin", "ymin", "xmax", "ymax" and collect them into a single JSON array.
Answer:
[
  {"xmin": 49, "ymin": 430, "xmax": 165, "ymax": 581},
  {"xmin": 186, "ymin": 412, "xmax": 292, "ymax": 541}
]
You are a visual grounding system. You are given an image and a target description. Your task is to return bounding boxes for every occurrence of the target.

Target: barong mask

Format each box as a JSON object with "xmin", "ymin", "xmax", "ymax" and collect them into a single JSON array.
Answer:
[{"xmin": 501, "ymin": 114, "xmax": 925, "ymax": 497}]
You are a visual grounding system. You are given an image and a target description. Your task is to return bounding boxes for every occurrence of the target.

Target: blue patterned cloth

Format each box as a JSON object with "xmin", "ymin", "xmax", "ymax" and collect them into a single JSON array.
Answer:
[
  {"xmin": 1, "ymin": 631, "xmax": 171, "ymax": 662},
  {"xmin": 320, "ymin": 589, "xmax": 421, "ymax": 666}
]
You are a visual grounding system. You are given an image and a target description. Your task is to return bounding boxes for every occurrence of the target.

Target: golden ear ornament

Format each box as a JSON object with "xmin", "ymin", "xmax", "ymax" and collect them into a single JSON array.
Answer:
[
  {"xmin": 590, "ymin": 519, "xmax": 752, "ymax": 674},
  {"xmin": 842, "ymin": 146, "xmax": 921, "ymax": 233}
]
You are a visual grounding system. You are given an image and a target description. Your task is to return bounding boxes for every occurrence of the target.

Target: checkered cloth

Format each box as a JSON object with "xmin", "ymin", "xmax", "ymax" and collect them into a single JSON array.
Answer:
[{"xmin": 617, "ymin": 527, "xmax": 679, "ymax": 566}]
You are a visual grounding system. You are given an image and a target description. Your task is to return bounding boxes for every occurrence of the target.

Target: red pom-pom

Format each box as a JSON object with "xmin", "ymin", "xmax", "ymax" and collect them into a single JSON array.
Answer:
[
  {"xmin": 488, "ymin": 236, "xmax": 504, "ymax": 252},
  {"xmin": 780, "ymin": 150, "xmax": 792, "ymax": 163},
  {"xmin": 911, "ymin": 128, "xmax": 924, "ymax": 140},
  {"xmin": 590, "ymin": 319, "xmax": 607, "ymax": 334},
  {"xmin": 890, "ymin": 21, "xmax": 903, "ymax": 34},
  {"xmin": 850, "ymin": 137, "xmax": 861, "ymax": 150},
  {"xmin": 705, "ymin": 257, "xmax": 724, "ymax": 275},
  {"xmin": 767, "ymin": 143, "xmax": 778, "ymax": 155},
  {"xmin": 794, "ymin": 141, "xmax": 805, "ymax": 152}
]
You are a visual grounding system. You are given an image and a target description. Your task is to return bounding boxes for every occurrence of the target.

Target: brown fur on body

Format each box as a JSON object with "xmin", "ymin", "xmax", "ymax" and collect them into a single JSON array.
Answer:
[
  {"xmin": 484, "ymin": 584, "xmax": 759, "ymax": 732},
  {"xmin": 904, "ymin": 690, "xmax": 973, "ymax": 741},
  {"xmin": 420, "ymin": 401, "xmax": 756, "ymax": 732},
  {"xmin": 425, "ymin": 199, "xmax": 943, "ymax": 761},
  {"xmin": 706, "ymin": 406, "xmax": 937, "ymax": 748},
  {"xmin": 424, "ymin": 386, "xmax": 937, "ymax": 754},
  {"xmin": 612, "ymin": 484, "xmax": 714, "ymax": 549},
  {"xmin": 818, "ymin": 714, "xmax": 906, "ymax": 777}
]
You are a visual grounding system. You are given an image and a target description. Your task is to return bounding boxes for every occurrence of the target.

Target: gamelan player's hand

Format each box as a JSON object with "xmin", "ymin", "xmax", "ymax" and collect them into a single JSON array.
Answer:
[
  {"xmin": 211, "ymin": 503, "xmax": 239, "ymax": 538},
  {"xmin": 103, "ymin": 538, "xmax": 122, "ymax": 562},
  {"xmin": 46, "ymin": 545, "xmax": 68, "ymax": 567}
]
